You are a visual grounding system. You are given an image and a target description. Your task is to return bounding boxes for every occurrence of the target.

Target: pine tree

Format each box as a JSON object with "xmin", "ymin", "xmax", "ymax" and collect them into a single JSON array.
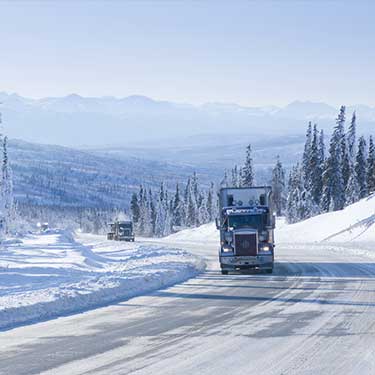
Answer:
[
  {"xmin": 231, "ymin": 165, "xmax": 241, "ymax": 187},
  {"xmin": 271, "ymin": 156, "xmax": 286, "ymax": 216},
  {"xmin": 154, "ymin": 196, "xmax": 166, "ymax": 237},
  {"xmin": 286, "ymin": 165, "xmax": 301, "ymax": 224},
  {"xmin": 206, "ymin": 182, "xmax": 216, "ymax": 221},
  {"xmin": 148, "ymin": 188, "xmax": 156, "ymax": 233},
  {"xmin": 220, "ymin": 170, "xmax": 229, "ymax": 188},
  {"xmin": 345, "ymin": 112, "xmax": 360, "ymax": 205},
  {"xmin": 302, "ymin": 122, "xmax": 313, "ymax": 188},
  {"xmin": 172, "ymin": 183, "xmax": 183, "ymax": 227},
  {"xmin": 347, "ymin": 112, "xmax": 357, "ymax": 164},
  {"xmin": 241, "ymin": 144, "xmax": 254, "ymax": 187},
  {"xmin": 355, "ymin": 136, "xmax": 368, "ymax": 199},
  {"xmin": 130, "ymin": 193, "xmax": 140, "ymax": 224},
  {"xmin": 310, "ymin": 124, "xmax": 323, "ymax": 207},
  {"xmin": 367, "ymin": 135, "xmax": 375, "ymax": 194},
  {"xmin": 345, "ymin": 166, "xmax": 360, "ymax": 205},
  {"xmin": 321, "ymin": 107, "xmax": 346, "ymax": 212},
  {"xmin": 1, "ymin": 136, "xmax": 14, "ymax": 234}
]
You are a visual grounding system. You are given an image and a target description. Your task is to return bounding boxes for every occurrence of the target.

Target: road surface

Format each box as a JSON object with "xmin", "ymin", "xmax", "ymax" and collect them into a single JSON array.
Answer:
[{"xmin": 1, "ymin": 236, "xmax": 375, "ymax": 375}]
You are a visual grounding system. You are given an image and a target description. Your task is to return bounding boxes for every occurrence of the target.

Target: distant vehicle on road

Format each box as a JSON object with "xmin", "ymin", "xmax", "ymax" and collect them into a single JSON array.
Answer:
[
  {"xmin": 107, "ymin": 220, "xmax": 135, "ymax": 242},
  {"xmin": 216, "ymin": 187, "xmax": 276, "ymax": 274}
]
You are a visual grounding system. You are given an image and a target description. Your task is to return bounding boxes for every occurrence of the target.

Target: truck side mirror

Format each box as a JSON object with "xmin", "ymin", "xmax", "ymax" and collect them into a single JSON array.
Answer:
[
  {"xmin": 272, "ymin": 214, "xmax": 276, "ymax": 228},
  {"xmin": 215, "ymin": 218, "xmax": 220, "ymax": 230}
]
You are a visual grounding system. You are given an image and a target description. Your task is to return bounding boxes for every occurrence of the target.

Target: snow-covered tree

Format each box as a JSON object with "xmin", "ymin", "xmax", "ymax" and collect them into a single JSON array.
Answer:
[
  {"xmin": 231, "ymin": 165, "xmax": 241, "ymax": 187},
  {"xmin": 172, "ymin": 183, "xmax": 183, "ymax": 227},
  {"xmin": 271, "ymin": 156, "xmax": 286, "ymax": 216},
  {"xmin": 321, "ymin": 107, "xmax": 346, "ymax": 212},
  {"xmin": 355, "ymin": 136, "xmax": 368, "ymax": 199},
  {"xmin": 220, "ymin": 170, "xmax": 229, "ymax": 188},
  {"xmin": 367, "ymin": 135, "xmax": 375, "ymax": 194},
  {"xmin": 241, "ymin": 144, "xmax": 254, "ymax": 187},
  {"xmin": 206, "ymin": 182, "xmax": 216, "ymax": 221},
  {"xmin": 286, "ymin": 165, "xmax": 302, "ymax": 224},
  {"xmin": 347, "ymin": 112, "xmax": 357, "ymax": 165},
  {"xmin": 302, "ymin": 122, "xmax": 313, "ymax": 188},
  {"xmin": 130, "ymin": 192, "xmax": 140, "ymax": 224},
  {"xmin": 309, "ymin": 124, "xmax": 323, "ymax": 207},
  {"xmin": 345, "ymin": 112, "xmax": 359, "ymax": 205}
]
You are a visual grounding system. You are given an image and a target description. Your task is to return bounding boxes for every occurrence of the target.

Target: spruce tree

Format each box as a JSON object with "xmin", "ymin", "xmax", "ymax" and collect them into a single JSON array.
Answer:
[
  {"xmin": 310, "ymin": 124, "xmax": 323, "ymax": 207},
  {"xmin": 231, "ymin": 165, "xmax": 241, "ymax": 187},
  {"xmin": 302, "ymin": 122, "xmax": 312, "ymax": 188},
  {"xmin": 347, "ymin": 112, "xmax": 357, "ymax": 164},
  {"xmin": 271, "ymin": 156, "xmax": 286, "ymax": 216},
  {"xmin": 355, "ymin": 136, "xmax": 368, "ymax": 199},
  {"xmin": 206, "ymin": 182, "xmax": 215, "ymax": 221},
  {"xmin": 220, "ymin": 170, "xmax": 229, "ymax": 188},
  {"xmin": 241, "ymin": 144, "xmax": 254, "ymax": 187},
  {"xmin": 286, "ymin": 165, "xmax": 301, "ymax": 224},
  {"xmin": 172, "ymin": 183, "xmax": 182, "ymax": 227},
  {"xmin": 321, "ymin": 107, "xmax": 346, "ymax": 211},
  {"xmin": 345, "ymin": 112, "xmax": 360, "ymax": 205},
  {"xmin": 1, "ymin": 136, "xmax": 14, "ymax": 234},
  {"xmin": 130, "ymin": 193, "xmax": 140, "ymax": 224},
  {"xmin": 367, "ymin": 136, "xmax": 375, "ymax": 194}
]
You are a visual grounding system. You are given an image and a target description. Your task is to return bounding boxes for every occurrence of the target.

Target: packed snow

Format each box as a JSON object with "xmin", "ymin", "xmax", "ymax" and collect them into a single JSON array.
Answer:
[
  {"xmin": 0, "ymin": 230, "xmax": 205, "ymax": 330},
  {"xmin": 277, "ymin": 193, "xmax": 375, "ymax": 243}
]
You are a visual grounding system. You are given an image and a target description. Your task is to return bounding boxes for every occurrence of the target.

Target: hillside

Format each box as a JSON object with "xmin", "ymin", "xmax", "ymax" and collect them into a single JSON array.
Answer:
[{"xmin": 9, "ymin": 139, "xmax": 221, "ymax": 209}]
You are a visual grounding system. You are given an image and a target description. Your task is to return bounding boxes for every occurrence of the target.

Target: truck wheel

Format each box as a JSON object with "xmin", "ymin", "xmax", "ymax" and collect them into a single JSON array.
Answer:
[{"xmin": 221, "ymin": 270, "xmax": 228, "ymax": 275}]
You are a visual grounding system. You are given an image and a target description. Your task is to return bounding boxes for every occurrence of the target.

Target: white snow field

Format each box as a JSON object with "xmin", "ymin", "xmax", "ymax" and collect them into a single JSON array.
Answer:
[
  {"xmin": 1, "ymin": 196, "xmax": 375, "ymax": 375},
  {"xmin": 276, "ymin": 193, "xmax": 375, "ymax": 244},
  {"xmin": 0, "ymin": 230, "xmax": 205, "ymax": 330}
]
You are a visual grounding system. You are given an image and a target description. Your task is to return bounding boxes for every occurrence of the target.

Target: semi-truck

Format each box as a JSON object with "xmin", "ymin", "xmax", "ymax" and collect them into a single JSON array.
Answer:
[
  {"xmin": 216, "ymin": 186, "xmax": 275, "ymax": 274},
  {"xmin": 107, "ymin": 220, "xmax": 135, "ymax": 241}
]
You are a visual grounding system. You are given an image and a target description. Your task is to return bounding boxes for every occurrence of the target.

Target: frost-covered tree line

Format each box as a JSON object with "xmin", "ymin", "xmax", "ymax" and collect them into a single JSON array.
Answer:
[
  {"xmin": 17, "ymin": 203, "xmax": 125, "ymax": 234},
  {"xmin": 0, "ymin": 125, "xmax": 15, "ymax": 237},
  {"xmin": 220, "ymin": 143, "xmax": 287, "ymax": 217},
  {"xmin": 286, "ymin": 106, "xmax": 375, "ymax": 223},
  {"xmin": 130, "ymin": 173, "xmax": 217, "ymax": 237},
  {"xmin": 221, "ymin": 143, "xmax": 255, "ymax": 188}
]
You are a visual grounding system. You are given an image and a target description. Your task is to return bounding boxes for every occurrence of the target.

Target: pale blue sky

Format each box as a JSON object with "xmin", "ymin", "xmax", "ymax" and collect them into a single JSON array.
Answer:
[{"xmin": 1, "ymin": 0, "xmax": 374, "ymax": 106}]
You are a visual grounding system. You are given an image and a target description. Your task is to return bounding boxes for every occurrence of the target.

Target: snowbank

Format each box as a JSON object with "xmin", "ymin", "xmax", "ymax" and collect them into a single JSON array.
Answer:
[
  {"xmin": 163, "ymin": 222, "xmax": 218, "ymax": 244},
  {"xmin": 0, "ymin": 231, "xmax": 205, "ymax": 330},
  {"xmin": 276, "ymin": 194, "xmax": 375, "ymax": 243}
]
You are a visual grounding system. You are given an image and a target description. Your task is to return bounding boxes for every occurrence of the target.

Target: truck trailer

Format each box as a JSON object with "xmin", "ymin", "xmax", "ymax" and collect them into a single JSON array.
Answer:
[
  {"xmin": 107, "ymin": 221, "xmax": 135, "ymax": 242},
  {"xmin": 216, "ymin": 186, "xmax": 275, "ymax": 274}
]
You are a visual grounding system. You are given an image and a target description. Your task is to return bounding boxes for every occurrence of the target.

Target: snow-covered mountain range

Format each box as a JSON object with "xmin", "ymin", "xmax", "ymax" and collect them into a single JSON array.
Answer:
[{"xmin": 1, "ymin": 92, "xmax": 374, "ymax": 147}]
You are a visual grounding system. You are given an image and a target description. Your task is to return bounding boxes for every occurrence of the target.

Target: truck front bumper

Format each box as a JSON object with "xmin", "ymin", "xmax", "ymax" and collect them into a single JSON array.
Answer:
[{"xmin": 220, "ymin": 255, "xmax": 273, "ymax": 270}]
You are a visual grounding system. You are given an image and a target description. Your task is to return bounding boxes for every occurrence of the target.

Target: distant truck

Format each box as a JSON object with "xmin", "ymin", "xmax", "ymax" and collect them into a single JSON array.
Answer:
[
  {"xmin": 107, "ymin": 221, "xmax": 135, "ymax": 242},
  {"xmin": 216, "ymin": 187, "xmax": 276, "ymax": 274}
]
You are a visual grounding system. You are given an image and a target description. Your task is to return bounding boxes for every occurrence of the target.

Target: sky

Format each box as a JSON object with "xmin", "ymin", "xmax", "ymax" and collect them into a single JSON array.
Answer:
[{"xmin": 1, "ymin": 0, "xmax": 374, "ymax": 107}]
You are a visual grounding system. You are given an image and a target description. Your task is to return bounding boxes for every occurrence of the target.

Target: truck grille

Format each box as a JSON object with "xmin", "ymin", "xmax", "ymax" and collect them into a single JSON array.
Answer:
[{"xmin": 234, "ymin": 233, "xmax": 257, "ymax": 256}]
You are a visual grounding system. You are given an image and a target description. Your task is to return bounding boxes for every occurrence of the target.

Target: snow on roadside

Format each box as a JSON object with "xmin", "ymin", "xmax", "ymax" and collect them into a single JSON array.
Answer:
[
  {"xmin": 276, "ymin": 194, "xmax": 375, "ymax": 243},
  {"xmin": 162, "ymin": 222, "xmax": 218, "ymax": 244},
  {"xmin": 0, "ymin": 231, "xmax": 205, "ymax": 330}
]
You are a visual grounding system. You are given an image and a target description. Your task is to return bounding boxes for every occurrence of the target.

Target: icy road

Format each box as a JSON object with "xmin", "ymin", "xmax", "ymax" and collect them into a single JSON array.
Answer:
[{"xmin": 1, "ymin": 227, "xmax": 375, "ymax": 375}]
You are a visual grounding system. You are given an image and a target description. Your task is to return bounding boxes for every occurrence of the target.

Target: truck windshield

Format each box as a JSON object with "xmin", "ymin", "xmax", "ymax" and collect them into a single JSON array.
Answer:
[
  {"xmin": 119, "ymin": 224, "xmax": 132, "ymax": 230},
  {"xmin": 228, "ymin": 214, "xmax": 266, "ymax": 230}
]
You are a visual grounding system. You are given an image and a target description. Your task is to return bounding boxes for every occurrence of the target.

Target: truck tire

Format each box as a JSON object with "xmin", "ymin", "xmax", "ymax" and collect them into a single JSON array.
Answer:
[{"xmin": 221, "ymin": 270, "xmax": 228, "ymax": 275}]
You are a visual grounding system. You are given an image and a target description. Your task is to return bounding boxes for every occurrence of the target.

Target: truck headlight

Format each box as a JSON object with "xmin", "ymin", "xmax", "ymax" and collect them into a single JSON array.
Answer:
[
  {"xmin": 260, "ymin": 244, "xmax": 270, "ymax": 252},
  {"xmin": 222, "ymin": 245, "xmax": 233, "ymax": 253}
]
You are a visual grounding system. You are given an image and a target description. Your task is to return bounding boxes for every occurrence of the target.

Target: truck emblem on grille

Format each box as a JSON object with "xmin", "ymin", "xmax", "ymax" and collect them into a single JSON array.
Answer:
[{"xmin": 242, "ymin": 240, "xmax": 250, "ymax": 247}]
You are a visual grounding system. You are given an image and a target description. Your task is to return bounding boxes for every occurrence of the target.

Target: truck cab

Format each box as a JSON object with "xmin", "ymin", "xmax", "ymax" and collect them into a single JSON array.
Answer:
[
  {"xmin": 107, "ymin": 221, "xmax": 135, "ymax": 242},
  {"xmin": 217, "ymin": 187, "xmax": 275, "ymax": 274}
]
